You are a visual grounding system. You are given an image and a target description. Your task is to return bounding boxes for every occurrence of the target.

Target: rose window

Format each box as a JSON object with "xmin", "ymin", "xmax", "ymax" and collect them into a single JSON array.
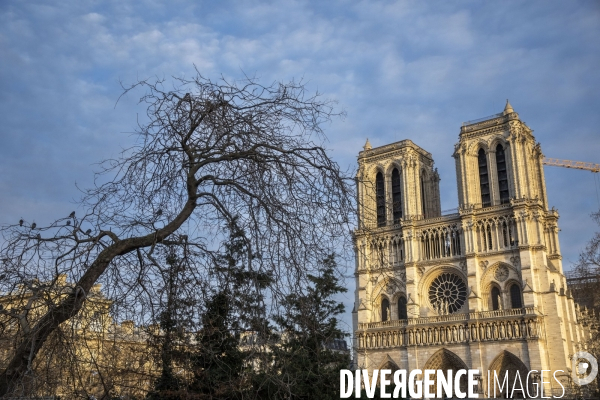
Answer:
[{"xmin": 428, "ymin": 272, "xmax": 467, "ymax": 314}]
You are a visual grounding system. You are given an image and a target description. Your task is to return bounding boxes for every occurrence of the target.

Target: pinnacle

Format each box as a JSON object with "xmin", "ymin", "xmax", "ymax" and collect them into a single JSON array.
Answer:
[
  {"xmin": 504, "ymin": 99, "xmax": 514, "ymax": 114},
  {"xmin": 363, "ymin": 138, "xmax": 372, "ymax": 151}
]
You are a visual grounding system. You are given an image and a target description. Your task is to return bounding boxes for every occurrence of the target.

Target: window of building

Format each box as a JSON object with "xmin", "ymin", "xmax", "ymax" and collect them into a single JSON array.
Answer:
[
  {"xmin": 478, "ymin": 149, "xmax": 491, "ymax": 207},
  {"xmin": 376, "ymin": 172, "xmax": 386, "ymax": 227},
  {"xmin": 491, "ymin": 286, "xmax": 501, "ymax": 310},
  {"xmin": 510, "ymin": 284, "xmax": 522, "ymax": 308},
  {"xmin": 496, "ymin": 144, "xmax": 509, "ymax": 204},
  {"xmin": 420, "ymin": 175, "xmax": 427, "ymax": 218},
  {"xmin": 381, "ymin": 298, "xmax": 390, "ymax": 321},
  {"xmin": 428, "ymin": 272, "xmax": 467, "ymax": 314},
  {"xmin": 390, "ymin": 238, "xmax": 404, "ymax": 264},
  {"xmin": 501, "ymin": 220, "xmax": 509, "ymax": 247},
  {"xmin": 392, "ymin": 168, "xmax": 402, "ymax": 223},
  {"xmin": 398, "ymin": 296, "xmax": 407, "ymax": 320}
]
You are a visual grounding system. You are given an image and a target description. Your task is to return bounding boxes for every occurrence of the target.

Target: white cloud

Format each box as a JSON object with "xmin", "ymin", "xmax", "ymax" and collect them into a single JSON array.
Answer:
[{"xmin": 1, "ymin": 0, "xmax": 599, "ymax": 332}]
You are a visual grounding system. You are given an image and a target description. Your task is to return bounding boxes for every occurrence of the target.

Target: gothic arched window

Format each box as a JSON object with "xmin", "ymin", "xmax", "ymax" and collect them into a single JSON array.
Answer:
[
  {"xmin": 491, "ymin": 286, "xmax": 501, "ymax": 311},
  {"xmin": 398, "ymin": 296, "xmax": 407, "ymax": 320},
  {"xmin": 381, "ymin": 298, "xmax": 390, "ymax": 322},
  {"xmin": 420, "ymin": 174, "xmax": 427, "ymax": 218},
  {"xmin": 478, "ymin": 149, "xmax": 491, "ymax": 207},
  {"xmin": 392, "ymin": 168, "xmax": 402, "ymax": 223},
  {"xmin": 376, "ymin": 172, "xmax": 386, "ymax": 227},
  {"xmin": 496, "ymin": 144, "xmax": 509, "ymax": 204},
  {"xmin": 510, "ymin": 284, "xmax": 522, "ymax": 308}
]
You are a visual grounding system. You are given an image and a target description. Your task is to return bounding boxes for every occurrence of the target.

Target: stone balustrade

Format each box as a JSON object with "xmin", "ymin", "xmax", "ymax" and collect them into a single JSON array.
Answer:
[{"xmin": 356, "ymin": 307, "xmax": 541, "ymax": 349}]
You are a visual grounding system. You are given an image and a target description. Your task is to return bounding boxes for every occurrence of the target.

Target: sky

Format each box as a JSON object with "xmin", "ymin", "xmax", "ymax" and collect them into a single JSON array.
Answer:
[{"xmin": 1, "ymin": 0, "xmax": 600, "ymax": 334}]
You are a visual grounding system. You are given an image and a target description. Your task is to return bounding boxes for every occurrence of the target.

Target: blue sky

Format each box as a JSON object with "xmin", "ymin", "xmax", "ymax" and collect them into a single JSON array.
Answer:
[{"xmin": 1, "ymin": 1, "xmax": 599, "ymax": 332}]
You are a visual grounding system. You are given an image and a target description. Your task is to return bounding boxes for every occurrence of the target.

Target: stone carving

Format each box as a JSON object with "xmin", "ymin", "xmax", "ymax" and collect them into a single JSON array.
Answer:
[
  {"xmin": 510, "ymin": 255, "xmax": 520, "ymax": 267},
  {"xmin": 459, "ymin": 260, "xmax": 467, "ymax": 273},
  {"xmin": 356, "ymin": 316, "xmax": 541, "ymax": 349},
  {"xmin": 479, "ymin": 260, "xmax": 489, "ymax": 270},
  {"xmin": 429, "ymin": 272, "xmax": 467, "ymax": 314},
  {"xmin": 385, "ymin": 283, "xmax": 394, "ymax": 294},
  {"xmin": 494, "ymin": 265, "xmax": 509, "ymax": 282}
]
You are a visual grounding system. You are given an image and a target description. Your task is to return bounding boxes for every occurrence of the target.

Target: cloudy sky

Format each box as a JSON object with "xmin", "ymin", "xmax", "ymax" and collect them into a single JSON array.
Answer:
[{"xmin": 1, "ymin": 1, "xmax": 599, "ymax": 330}]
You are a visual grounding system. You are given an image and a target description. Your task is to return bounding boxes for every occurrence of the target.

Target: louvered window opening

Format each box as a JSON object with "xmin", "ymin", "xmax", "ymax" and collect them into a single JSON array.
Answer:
[
  {"xmin": 478, "ymin": 149, "xmax": 491, "ymax": 207},
  {"xmin": 496, "ymin": 144, "xmax": 510, "ymax": 204},
  {"xmin": 392, "ymin": 168, "xmax": 402, "ymax": 223},
  {"xmin": 376, "ymin": 172, "xmax": 386, "ymax": 227}
]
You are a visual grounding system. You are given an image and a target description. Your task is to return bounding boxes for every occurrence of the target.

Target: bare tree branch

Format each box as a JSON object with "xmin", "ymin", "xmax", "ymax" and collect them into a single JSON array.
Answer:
[{"xmin": 0, "ymin": 73, "xmax": 354, "ymax": 397}]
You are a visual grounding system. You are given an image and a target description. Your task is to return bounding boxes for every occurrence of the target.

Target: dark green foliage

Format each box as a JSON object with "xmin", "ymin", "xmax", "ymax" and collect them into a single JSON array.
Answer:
[
  {"xmin": 187, "ymin": 291, "xmax": 248, "ymax": 399},
  {"xmin": 263, "ymin": 254, "xmax": 350, "ymax": 399},
  {"xmin": 147, "ymin": 228, "xmax": 350, "ymax": 399},
  {"xmin": 187, "ymin": 219, "xmax": 272, "ymax": 399},
  {"xmin": 146, "ymin": 252, "xmax": 191, "ymax": 400}
]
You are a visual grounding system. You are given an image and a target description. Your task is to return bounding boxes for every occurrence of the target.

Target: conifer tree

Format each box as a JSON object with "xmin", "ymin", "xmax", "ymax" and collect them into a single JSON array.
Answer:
[
  {"xmin": 263, "ymin": 255, "xmax": 350, "ymax": 399},
  {"xmin": 146, "ymin": 251, "xmax": 194, "ymax": 400},
  {"xmin": 188, "ymin": 219, "xmax": 272, "ymax": 399}
]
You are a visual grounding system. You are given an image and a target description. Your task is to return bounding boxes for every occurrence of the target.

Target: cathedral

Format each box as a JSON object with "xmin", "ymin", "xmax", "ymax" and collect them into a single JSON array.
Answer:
[{"xmin": 352, "ymin": 102, "xmax": 592, "ymax": 396}]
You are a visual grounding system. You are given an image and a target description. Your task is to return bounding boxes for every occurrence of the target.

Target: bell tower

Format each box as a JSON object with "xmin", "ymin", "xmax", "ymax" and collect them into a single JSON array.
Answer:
[
  {"xmin": 356, "ymin": 139, "xmax": 441, "ymax": 229},
  {"xmin": 453, "ymin": 100, "xmax": 549, "ymax": 210}
]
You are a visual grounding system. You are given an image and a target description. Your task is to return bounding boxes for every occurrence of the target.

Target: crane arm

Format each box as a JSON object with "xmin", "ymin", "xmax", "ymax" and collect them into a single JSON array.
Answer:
[{"xmin": 542, "ymin": 157, "xmax": 600, "ymax": 173}]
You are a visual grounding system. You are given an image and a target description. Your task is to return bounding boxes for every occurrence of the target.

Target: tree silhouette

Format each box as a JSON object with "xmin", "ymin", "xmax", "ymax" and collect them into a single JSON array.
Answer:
[{"xmin": 0, "ymin": 72, "xmax": 353, "ymax": 397}]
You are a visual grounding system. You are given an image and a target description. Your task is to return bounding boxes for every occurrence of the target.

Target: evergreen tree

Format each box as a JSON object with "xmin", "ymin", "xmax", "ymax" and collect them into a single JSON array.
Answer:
[
  {"xmin": 265, "ymin": 255, "xmax": 350, "ymax": 399},
  {"xmin": 188, "ymin": 219, "xmax": 272, "ymax": 399},
  {"xmin": 188, "ymin": 291, "xmax": 247, "ymax": 399},
  {"xmin": 147, "ymin": 251, "xmax": 194, "ymax": 400}
]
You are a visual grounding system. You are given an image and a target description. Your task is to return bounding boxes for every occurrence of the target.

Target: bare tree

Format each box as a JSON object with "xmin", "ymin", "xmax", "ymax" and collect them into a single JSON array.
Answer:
[
  {"xmin": 569, "ymin": 211, "xmax": 600, "ymax": 314},
  {"xmin": 0, "ymin": 72, "xmax": 353, "ymax": 397}
]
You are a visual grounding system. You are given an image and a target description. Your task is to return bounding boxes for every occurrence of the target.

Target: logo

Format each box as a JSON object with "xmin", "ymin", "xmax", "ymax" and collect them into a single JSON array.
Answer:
[{"xmin": 572, "ymin": 351, "xmax": 598, "ymax": 386}]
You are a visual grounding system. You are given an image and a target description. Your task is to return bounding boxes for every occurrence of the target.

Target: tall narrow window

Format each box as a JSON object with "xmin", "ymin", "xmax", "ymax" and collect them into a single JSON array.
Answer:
[
  {"xmin": 398, "ymin": 296, "xmax": 408, "ymax": 320},
  {"xmin": 510, "ymin": 284, "xmax": 522, "ymax": 308},
  {"xmin": 478, "ymin": 149, "xmax": 491, "ymax": 207},
  {"xmin": 381, "ymin": 298, "xmax": 390, "ymax": 322},
  {"xmin": 420, "ymin": 175, "xmax": 427, "ymax": 218},
  {"xmin": 501, "ymin": 220, "xmax": 509, "ymax": 247},
  {"xmin": 491, "ymin": 286, "xmax": 501, "ymax": 310},
  {"xmin": 496, "ymin": 144, "xmax": 510, "ymax": 204},
  {"xmin": 392, "ymin": 168, "xmax": 402, "ymax": 223},
  {"xmin": 376, "ymin": 172, "xmax": 386, "ymax": 227}
]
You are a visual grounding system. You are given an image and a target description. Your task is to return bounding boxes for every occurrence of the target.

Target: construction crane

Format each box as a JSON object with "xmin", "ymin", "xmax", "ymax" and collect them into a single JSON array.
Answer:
[
  {"xmin": 439, "ymin": 157, "xmax": 600, "ymax": 215},
  {"xmin": 543, "ymin": 157, "xmax": 600, "ymax": 210},
  {"xmin": 542, "ymin": 158, "xmax": 600, "ymax": 173}
]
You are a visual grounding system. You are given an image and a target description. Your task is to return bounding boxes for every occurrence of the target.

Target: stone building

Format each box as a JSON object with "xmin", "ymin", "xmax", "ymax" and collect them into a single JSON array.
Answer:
[
  {"xmin": 0, "ymin": 275, "xmax": 155, "ymax": 399},
  {"xmin": 352, "ymin": 102, "xmax": 591, "ymax": 396}
]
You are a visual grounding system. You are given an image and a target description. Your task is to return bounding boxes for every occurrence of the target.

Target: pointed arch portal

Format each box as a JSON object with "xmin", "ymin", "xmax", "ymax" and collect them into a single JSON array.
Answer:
[
  {"xmin": 488, "ymin": 350, "xmax": 531, "ymax": 398},
  {"xmin": 423, "ymin": 348, "xmax": 469, "ymax": 396}
]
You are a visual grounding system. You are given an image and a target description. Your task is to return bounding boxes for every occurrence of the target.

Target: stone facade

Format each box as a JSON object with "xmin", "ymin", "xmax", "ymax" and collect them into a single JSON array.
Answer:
[
  {"xmin": 352, "ymin": 102, "xmax": 591, "ymax": 396},
  {"xmin": 0, "ymin": 275, "xmax": 155, "ymax": 398}
]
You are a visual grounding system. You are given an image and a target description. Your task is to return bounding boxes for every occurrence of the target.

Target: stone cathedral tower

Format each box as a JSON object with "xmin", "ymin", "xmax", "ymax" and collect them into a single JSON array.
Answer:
[{"xmin": 352, "ymin": 102, "xmax": 591, "ymax": 396}]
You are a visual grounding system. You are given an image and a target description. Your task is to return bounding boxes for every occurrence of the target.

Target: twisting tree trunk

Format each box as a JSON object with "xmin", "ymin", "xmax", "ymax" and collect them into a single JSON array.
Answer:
[
  {"xmin": 0, "ymin": 196, "xmax": 197, "ymax": 395},
  {"xmin": 0, "ymin": 72, "xmax": 353, "ymax": 397}
]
